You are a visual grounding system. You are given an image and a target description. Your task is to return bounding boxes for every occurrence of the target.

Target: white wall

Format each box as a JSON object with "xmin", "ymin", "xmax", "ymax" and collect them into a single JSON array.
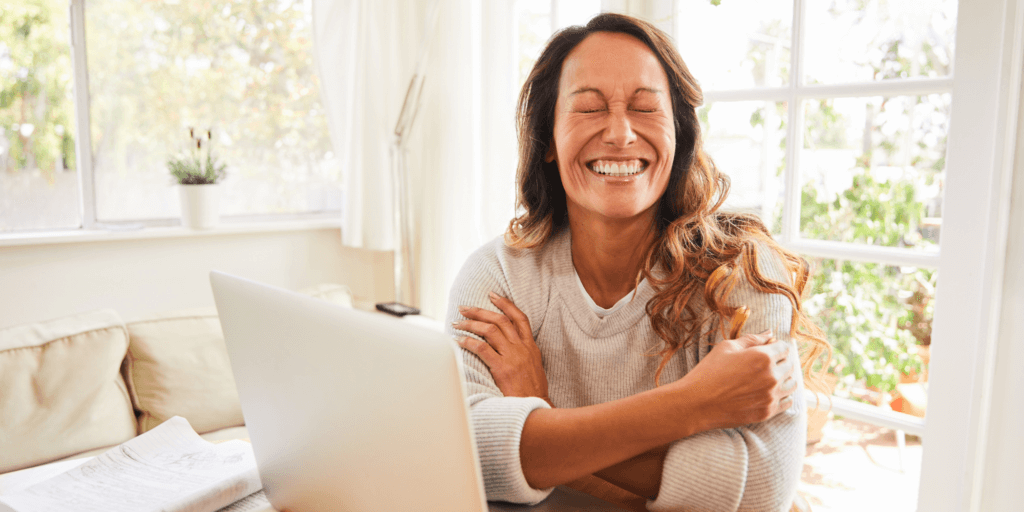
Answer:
[{"xmin": 0, "ymin": 227, "xmax": 394, "ymax": 329}]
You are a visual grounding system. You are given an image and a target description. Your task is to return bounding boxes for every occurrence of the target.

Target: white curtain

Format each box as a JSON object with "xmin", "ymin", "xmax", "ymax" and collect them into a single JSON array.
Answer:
[
  {"xmin": 313, "ymin": 0, "xmax": 519, "ymax": 318},
  {"xmin": 311, "ymin": 0, "xmax": 422, "ymax": 251}
]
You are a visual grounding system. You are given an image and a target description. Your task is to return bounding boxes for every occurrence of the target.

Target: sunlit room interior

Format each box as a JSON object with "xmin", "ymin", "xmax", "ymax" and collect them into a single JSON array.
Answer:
[{"xmin": 1, "ymin": 0, "xmax": 1022, "ymax": 511}]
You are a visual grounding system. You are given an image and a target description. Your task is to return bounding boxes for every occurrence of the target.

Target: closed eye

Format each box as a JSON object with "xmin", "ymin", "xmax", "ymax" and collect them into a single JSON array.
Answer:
[{"xmin": 629, "ymin": 103, "xmax": 660, "ymax": 113}]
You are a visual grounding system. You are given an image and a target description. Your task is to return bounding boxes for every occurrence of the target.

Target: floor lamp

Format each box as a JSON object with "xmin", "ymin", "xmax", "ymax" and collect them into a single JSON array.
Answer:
[{"xmin": 376, "ymin": 0, "xmax": 441, "ymax": 316}]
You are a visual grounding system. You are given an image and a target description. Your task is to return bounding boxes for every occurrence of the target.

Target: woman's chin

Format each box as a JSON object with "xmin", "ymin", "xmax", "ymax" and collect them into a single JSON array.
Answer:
[{"xmin": 588, "ymin": 205, "xmax": 656, "ymax": 223}]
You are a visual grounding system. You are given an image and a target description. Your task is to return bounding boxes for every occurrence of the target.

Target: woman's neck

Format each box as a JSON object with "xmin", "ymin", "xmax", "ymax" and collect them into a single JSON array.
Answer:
[{"xmin": 568, "ymin": 207, "xmax": 657, "ymax": 309}]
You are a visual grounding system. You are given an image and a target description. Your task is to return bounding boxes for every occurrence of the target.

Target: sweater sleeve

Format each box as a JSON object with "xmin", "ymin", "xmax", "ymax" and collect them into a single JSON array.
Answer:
[
  {"xmin": 446, "ymin": 241, "xmax": 554, "ymax": 505},
  {"xmin": 648, "ymin": 247, "xmax": 807, "ymax": 512}
]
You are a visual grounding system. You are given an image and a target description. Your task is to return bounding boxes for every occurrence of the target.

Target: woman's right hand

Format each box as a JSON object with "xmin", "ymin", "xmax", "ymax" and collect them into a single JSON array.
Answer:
[{"xmin": 673, "ymin": 330, "xmax": 799, "ymax": 431}]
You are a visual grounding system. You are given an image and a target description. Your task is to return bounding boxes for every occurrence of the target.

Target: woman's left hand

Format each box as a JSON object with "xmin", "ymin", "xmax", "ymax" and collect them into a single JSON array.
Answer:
[{"xmin": 454, "ymin": 292, "xmax": 551, "ymax": 406}]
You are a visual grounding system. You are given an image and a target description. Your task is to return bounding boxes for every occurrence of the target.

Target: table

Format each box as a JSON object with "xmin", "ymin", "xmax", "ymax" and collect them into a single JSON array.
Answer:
[
  {"xmin": 0, "ymin": 457, "xmax": 627, "ymax": 512},
  {"xmin": 488, "ymin": 486, "xmax": 627, "ymax": 511}
]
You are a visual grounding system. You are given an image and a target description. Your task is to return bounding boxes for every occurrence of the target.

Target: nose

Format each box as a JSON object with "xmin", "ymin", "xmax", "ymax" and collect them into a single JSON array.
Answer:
[{"xmin": 602, "ymin": 111, "xmax": 637, "ymax": 148}]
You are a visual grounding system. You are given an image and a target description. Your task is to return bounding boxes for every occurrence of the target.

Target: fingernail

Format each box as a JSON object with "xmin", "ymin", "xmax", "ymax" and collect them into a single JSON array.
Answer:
[
  {"xmin": 452, "ymin": 336, "xmax": 464, "ymax": 344},
  {"xmin": 488, "ymin": 291, "xmax": 500, "ymax": 301},
  {"xmin": 451, "ymin": 321, "xmax": 461, "ymax": 327},
  {"xmin": 458, "ymin": 305, "xmax": 470, "ymax": 313}
]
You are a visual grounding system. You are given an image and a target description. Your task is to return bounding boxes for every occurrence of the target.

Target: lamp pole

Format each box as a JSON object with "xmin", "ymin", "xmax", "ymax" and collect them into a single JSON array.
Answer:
[{"xmin": 389, "ymin": 0, "xmax": 441, "ymax": 307}]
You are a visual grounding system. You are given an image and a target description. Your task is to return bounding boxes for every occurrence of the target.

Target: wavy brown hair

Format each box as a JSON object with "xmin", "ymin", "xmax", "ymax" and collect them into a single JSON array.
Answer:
[{"xmin": 505, "ymin": 13, "xmax": 832, "ymax": 397}]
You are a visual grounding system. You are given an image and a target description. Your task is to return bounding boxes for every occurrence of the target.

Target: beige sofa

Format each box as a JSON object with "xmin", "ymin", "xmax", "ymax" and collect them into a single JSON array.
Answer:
[{"xmin": 0, "ymin": 284, "xmax": 354, "ymax": 477}]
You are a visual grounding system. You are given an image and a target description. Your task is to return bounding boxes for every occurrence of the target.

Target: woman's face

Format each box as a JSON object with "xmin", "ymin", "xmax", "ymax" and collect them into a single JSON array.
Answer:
[{"xmin": 549, "ymin": 31, "xmax": 675, "ymax": 224}]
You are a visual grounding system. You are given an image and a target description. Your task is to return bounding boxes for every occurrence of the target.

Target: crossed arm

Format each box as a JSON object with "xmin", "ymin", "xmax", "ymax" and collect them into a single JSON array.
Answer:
[{"xmin": 452, "ymin": 292, "xmax": 802, "ymax": 510}]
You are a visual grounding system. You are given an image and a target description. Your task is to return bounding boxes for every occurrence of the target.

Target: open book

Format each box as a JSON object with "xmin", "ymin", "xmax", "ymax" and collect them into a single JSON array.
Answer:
[{"xmin": 0, "ymin": 416, "xmax": 272, "ymax": 512}]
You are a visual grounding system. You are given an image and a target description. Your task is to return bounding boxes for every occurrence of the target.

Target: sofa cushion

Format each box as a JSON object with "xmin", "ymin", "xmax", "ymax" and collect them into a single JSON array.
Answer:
[
  {"xmin": 0, "ymin": 310, "xmax": 137, "ymax": 474},
  {"xmin": 124, "ymin": 308, "xmax": 244, "ymax": 434}
]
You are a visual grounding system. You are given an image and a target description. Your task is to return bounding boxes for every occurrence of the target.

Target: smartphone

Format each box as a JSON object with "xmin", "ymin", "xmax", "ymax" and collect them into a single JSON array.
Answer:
[{"xmin": 375, "ymin": 302, "xmax": 421, "ymax": 317}]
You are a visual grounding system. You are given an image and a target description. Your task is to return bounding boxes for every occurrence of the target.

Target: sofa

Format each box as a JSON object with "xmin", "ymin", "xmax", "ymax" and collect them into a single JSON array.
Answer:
[{"xmin": 0, "ymin": 283, "xmax": 355, "ymax": 480}]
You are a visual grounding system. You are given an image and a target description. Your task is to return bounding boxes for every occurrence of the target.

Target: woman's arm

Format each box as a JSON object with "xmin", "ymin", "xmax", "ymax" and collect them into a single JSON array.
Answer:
[
  {"xmin": 648, "ymin": 250, "xmax": 808, "ymax": 512},
  {"xmin": 593, "ymin": 444, "xmax": 668, "ymax": 499},
  {"xmin": 514, "ymin": 331, "xmax": 796, "ymax": 490},
  {"xmin": 457, "ymin": 295, "xmax": 796, "ymax": 491},
  {"xmin": 448, "ymin": 241, "xmax": 801, "ymax": 508}
]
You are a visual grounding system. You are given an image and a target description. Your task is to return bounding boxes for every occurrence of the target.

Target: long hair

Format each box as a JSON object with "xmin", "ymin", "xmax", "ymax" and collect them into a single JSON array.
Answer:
[{"xmin": 505, "ymin": 13, "xmax": 831, "ymax": 396}]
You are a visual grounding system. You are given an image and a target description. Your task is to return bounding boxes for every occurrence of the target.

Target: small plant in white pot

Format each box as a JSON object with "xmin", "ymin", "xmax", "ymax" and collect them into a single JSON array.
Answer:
[{"xmin": 168, "ymin": 128, "xmax": 227, "ymax": 229}]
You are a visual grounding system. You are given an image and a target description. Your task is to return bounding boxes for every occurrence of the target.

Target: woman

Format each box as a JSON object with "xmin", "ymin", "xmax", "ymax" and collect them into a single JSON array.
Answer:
[{"xmin": 448, "ymin": 13, "xmax": 829, "ymax": 512}]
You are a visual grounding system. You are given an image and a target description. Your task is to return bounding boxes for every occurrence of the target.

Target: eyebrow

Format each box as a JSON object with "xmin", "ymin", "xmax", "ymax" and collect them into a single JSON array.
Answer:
[{"xmin": 568, "ymin": 87, "xmax": 664, "ymax": 97}]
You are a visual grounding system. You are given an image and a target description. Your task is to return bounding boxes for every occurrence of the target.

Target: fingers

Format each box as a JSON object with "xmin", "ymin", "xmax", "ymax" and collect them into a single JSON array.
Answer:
[
  {"xmin": 454, "ymin": 318, "xmax": 513, "ymax": 354},
  {"xmin": 488, "ymin": 292, "xmax": 532, "ymax": 340},
  {"xmin": 759, "ymin": 337, "xmax": 793, "ymax": 363},
  {"xmin": 777, "ymin": 394, "xmax": 795, "ymax": 413},
  {"xmin": 779, "ymin": 376, "xmax": 798, "ymax": 397},
  {"xmin": 454, "ymin": 336, "xmax": 501, "ymax": 368},
  {"xmin": 457, "ymin": 305, "xmax": 520, "ymax": 348},
  {"xmin": 733, "ymin": 329, "xmax": 774, "ymax": 348}
]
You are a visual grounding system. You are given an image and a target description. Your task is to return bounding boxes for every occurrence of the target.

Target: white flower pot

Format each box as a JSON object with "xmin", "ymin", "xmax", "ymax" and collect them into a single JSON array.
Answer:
[{"xmin": 178, "ymin": 184, "xmax": 221, "ymax": 229}]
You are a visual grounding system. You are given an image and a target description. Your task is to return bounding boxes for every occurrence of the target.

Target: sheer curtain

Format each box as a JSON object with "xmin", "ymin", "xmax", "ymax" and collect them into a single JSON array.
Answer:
[{"xmin": 313, "ymin": 0, "xmax": 519, "ymax": 318}]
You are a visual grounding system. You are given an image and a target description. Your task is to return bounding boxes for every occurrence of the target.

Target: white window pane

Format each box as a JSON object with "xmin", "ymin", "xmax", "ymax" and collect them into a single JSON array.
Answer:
[
  {"xmin": 801, "ymin": 256, "xmax": 934, "ymax": 511},
  {"xmin": 554, "ymin": 0, "xmax": 600, "ymax": 30},
  {"xmin": 700, "ymin": 101, "xmax": 787, "ymax": 234},
  {"xmin": 803, "ymin": 0, "xmax": 958, "ymax": 85},
  {"xmin": 0, "ymin": 0, "xmax": 81, "ymax": 232},
  {"xmin": 84, "ymin": 0, "xmax": 341, "ymax": 222},
  {"xmin": 805, "ymin": 257, "xmax": 934, "ymax": 399},
  {"xmin": 799, "ymin": 95, "xmax": 949, "ymax": 250},
  {"xmin": 676, "ymin": 0, "xmax": 793, "ymax": 90},
  {"xmin": 517, "ymin": 0, "xmax": 554, "ymax": 88},
  {"xmin": 801, "ymin": 416, "xmax": 922, "ymax": 511}
]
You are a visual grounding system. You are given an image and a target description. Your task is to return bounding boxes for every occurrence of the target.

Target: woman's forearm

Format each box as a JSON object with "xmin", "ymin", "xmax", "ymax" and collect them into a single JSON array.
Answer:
[
  {"xmin": 519, "ymin": 380, "xmax": 705, "ymax": 489},
  {"xmin": 594, "ymin": 444, "xmax": 668, "ymax": 499}
]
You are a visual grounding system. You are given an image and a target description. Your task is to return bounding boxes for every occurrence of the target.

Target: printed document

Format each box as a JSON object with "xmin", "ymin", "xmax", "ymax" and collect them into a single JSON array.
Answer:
[{"xmin": 0, "ymin": 416, "xmax": 269, "ymax": 512}]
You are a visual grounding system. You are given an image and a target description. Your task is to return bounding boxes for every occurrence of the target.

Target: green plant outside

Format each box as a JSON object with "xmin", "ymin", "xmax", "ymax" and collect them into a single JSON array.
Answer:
[{"xmin": 0, "ymin": 0, "xmax": 76, "ymax": 178}]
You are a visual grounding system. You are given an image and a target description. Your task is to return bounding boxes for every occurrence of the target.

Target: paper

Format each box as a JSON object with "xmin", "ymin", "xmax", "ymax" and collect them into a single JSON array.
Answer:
[
  {"xmin": 0, "ymin": 417, "xmax": 262, "ymax": 512},
  {"xmin": 0, "ymin": 458, "xmax": 90, "ymax": 496},
  {"xmin": 216, "ymin": 490, "xmax": 272, "ymax": 512}
]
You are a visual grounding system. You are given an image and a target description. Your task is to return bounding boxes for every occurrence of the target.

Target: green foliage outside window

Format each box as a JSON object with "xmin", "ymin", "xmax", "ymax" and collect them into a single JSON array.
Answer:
[
  {"xmin": 702, "ymin": 5, "xmax": 953, "ymax": 402},
  {"xmin": 802, "ymin": 181, "xmax": 935, "ymax": 398},
  {"xmin": 0, "ymin": 0, "xmax": 76, "ymax": 178}
]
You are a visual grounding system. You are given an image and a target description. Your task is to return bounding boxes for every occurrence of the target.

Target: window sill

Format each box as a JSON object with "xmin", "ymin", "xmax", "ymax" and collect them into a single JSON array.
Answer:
[{"xmin": 0, "ymin": 217, "xmax": 342, "ymax": 248}]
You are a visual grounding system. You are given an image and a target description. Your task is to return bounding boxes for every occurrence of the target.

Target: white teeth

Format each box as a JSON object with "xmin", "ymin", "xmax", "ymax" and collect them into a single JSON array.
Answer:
[{"xmin": 591, "ymin": 160, "xmax": 644, "ymax": 176}]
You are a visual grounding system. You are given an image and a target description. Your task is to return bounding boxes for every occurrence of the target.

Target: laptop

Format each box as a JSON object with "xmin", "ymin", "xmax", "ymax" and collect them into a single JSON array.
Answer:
[{"xmin": 210, "ymin": 271, "xmax": 625, "ymax": 512}]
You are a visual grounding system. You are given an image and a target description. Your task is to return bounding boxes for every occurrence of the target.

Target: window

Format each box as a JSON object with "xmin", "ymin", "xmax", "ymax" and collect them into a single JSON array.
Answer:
[
  {"xmin": 514, "ymin": 0, "xmax": 602, "ymax": 90},
  {"xmin": 0, "ymin": 0, "xmax": 81, "ymax": 231},
  {"xmin": 680, "ymin": 0, "xmax": 953, "ymax": 404},
  {"xmin": 675, "ymin": 0, "xmax": 961, "ymax": 508},
  {"xmin": 0, "ymin": 0, "xmax": 340, "ymax": 234}
]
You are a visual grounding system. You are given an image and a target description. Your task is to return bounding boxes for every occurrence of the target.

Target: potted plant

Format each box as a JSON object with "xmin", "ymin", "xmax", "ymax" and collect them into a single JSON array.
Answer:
[{"xmin": 167, "ymin": 127, "xmax": 227, "ymax": 229}]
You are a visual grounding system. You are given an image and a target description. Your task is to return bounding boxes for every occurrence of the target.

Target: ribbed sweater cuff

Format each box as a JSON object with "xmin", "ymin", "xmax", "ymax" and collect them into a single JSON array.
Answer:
[
  {"xmin": 648, "ymin": 429, "xmax": 747, "ymax": 512},
  {"xmin": 471, "ymin": 396, "xmax": 554, "ymax": 505}
]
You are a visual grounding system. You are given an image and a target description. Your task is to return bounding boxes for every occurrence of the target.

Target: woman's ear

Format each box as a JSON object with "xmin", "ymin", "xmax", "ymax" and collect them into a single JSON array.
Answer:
[{"xmin": 544, "ymin": 142, "xmax": 556, "ymax": 163}]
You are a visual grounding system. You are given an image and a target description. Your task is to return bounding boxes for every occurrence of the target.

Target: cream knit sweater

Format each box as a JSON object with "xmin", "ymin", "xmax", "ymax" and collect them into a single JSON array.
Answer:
[{"xmin": 446, "ymin": 229, "xmax": 805, "ymax": 512}]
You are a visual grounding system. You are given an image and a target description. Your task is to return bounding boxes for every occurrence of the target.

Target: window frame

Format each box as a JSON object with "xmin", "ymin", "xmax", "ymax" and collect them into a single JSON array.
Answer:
[
  {"xmin": 657, "ymin": 0, "xmax": 1024, "ymax": 509},
  {"xmin": 51, "ymin": 0, "xmax": 342, "ymax": 234},
  {"xmin": 677, "ymin": 0, "xmax": 945, "ymax": 436}
]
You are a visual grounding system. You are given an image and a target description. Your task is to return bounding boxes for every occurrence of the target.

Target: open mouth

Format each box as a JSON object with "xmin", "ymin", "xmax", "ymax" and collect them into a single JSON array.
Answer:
[{"xmin": 586, "ymin": 159, "xmax": 649, "ymax": 177}]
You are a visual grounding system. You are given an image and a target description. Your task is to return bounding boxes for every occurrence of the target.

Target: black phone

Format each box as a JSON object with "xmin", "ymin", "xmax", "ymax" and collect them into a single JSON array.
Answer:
[{"xmin": 375, "ymin": 302, "xmax": 421, "ymax": 317}]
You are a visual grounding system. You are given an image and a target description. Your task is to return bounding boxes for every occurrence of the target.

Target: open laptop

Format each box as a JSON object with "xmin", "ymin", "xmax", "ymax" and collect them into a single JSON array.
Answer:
[{"xmin": 210, "ymin": 272, "xmax": 624, "ymax": 512}]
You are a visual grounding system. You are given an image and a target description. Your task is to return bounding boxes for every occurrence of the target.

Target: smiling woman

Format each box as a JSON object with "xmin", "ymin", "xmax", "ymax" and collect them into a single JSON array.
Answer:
[
  {"xmin": 448, "ymin": 12, "xmax": 828, "ymax": 512},
  {"xmin": 550, "ymin": 32, "xmax": 675, "ymax": 230}
]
